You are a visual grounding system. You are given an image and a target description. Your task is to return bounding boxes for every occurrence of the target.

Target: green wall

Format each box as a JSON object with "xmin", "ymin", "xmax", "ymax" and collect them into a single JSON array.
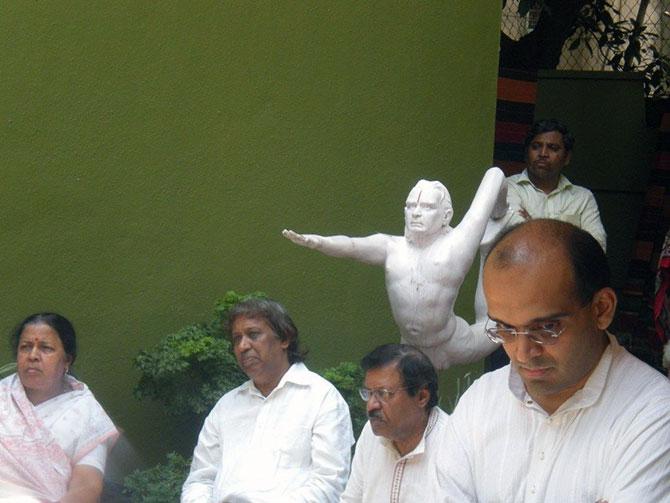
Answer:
[{"xmin": 0, "ymin": 2, "xmax": 501, "ymax": 475}]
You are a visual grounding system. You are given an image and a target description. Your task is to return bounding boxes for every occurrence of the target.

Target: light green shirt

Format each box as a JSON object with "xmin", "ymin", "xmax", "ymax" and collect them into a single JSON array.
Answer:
[{"xmin": 507, "ymin": 169, "xmax": 607, "ymax": 251}]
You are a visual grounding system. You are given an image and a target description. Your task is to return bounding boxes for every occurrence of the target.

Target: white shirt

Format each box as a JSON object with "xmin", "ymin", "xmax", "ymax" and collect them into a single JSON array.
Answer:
[
  {"xmin": 437, "ymin": 335, "xmax": 670, "ymax": 502},
  {"xmin": 507, "ymin": 169, "xmax": 607, "ymax": 250},
  {"xmin": 181, "ymin": 362, "xmax": 354, "ymax": 503},
  {"xmin": 340, "ymin": 407, "xmax": 447, "ymax": 503}
]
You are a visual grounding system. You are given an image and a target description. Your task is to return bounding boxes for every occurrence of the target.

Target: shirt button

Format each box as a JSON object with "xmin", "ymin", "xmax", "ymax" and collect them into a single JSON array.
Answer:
[{"xmin": 539, "ymin": 451, "xmax": 545, "ymax": 461}]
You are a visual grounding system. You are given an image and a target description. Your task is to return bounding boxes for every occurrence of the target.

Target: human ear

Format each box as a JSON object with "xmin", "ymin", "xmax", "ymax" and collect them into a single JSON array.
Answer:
[
  {"xmin": 416, "ymin": 387, "xmax": 430, "ymax": 408},
  {"xmin": 592, "ymin": 287, "xmax": 617, "ymax": 330}
]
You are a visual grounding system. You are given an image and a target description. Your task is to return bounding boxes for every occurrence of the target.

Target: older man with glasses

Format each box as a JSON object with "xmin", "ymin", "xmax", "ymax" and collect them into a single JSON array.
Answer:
[
  {"xmin": 437, "ymin": 219, "xmax": 670, "ymax": 502},
  {"xmin": 340, "ymin": 343, "xmax": 448, "ymax": 503}
]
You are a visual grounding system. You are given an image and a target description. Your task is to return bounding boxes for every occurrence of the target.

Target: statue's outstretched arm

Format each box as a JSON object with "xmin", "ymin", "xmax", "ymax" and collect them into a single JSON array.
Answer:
[
  {"xmin": 465, "ymin": 167, "xmax": 507, "ymax": 224},
  {"xmin": 491, "ymin": 174, "xmax": 509, "ymax": 220},
  {"xmin": 441, "ymin": 167, "xmax": 507, "ymax": 284},
  {"xmin": 457, "ymin": 167, "xmax": 507, "ymax": 244},
  {"xmin": 282, "ymin": 229, "xmax": 389, "ymax": 266}
]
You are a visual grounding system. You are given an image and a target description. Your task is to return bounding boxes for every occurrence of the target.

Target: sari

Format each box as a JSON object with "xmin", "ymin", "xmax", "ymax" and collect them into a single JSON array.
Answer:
[{"xmin": 0, "ymin": 373, "xmax": 118, "ymax": 502}]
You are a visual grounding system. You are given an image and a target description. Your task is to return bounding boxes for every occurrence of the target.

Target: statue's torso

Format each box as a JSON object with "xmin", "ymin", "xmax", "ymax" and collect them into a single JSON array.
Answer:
[{"xmin": 384, "ymin": 236, "xmax": 467, "ymax": 345}]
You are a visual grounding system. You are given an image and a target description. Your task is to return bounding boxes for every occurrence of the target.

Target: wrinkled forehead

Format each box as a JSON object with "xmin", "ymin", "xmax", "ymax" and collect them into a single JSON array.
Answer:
[{"xmin": 364, "ymin": 362, "xmax": 403, "ymax": 388}]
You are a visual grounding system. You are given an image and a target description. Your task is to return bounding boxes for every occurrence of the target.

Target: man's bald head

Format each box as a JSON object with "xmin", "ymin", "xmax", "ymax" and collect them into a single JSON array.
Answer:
[{"xmin": 485, "ymin": 219, "xmax": 610, "ymax": 306}]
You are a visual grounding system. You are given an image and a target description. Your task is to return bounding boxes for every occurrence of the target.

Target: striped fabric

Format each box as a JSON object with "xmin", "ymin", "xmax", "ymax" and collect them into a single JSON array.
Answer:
[
  {"xmin": 493, "ymin": 68, "xmax": 538, "ymax": 176},
  {"xmin": 486, "ymin": 68, "xmax": 538, "ymax": 372},
  {"xmin": 616, "ymin": 102, "xmax": 670, "ymax": 370}
]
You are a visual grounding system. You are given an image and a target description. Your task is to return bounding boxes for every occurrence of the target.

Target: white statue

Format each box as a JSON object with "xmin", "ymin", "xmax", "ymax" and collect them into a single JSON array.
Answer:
[{"xmin": 283, "ymin": 167, "xmax": 508, "ymax": 370}]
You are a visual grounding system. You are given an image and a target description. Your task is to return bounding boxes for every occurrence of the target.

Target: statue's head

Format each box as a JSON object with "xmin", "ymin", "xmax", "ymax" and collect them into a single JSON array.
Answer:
[{"xmin": 404, "ymin": 180, "xmax": 453, "ymax": 241}]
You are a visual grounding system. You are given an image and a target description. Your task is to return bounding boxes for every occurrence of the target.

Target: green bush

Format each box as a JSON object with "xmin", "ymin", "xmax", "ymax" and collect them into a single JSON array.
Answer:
[
  {"xmin": 127, "ymin": 291, "xmax": 368, "ymax": 501},
  {"xmin": 126, "ymin": 362, "xmax": 367, "ymax": 503},
  {"xmin": 133, "ymin": 322, "xmax": 246, "ymax": 419},
  {"xmin": 322, "ymin": 361, "xmax": 366, "ymax": 438},
  {"xmin": 132, "ymin": 291, "xmax": 265, "ymax": 421},
  {"xmin": 123, "ymin": 452, "xmax": 190, "ymax": 503}
]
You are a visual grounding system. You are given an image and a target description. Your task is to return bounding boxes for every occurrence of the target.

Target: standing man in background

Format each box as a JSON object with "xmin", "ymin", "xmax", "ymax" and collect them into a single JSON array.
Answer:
[
  {"xmin": 507, "ymin": 118, "xmax": 606, "ymax": 250},
  {"xmin": 475, "ymin": 118, "xmax": 607, "ymax": 328}
]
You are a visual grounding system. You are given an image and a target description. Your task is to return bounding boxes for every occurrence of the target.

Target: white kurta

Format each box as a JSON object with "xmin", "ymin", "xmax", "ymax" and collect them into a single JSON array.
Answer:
[
  {"xmin": 340, "ymin": 407, "xmax": 448, "ymax": 503},
  {"xmin": 181, "ymin": 362, "xmax": 354, "ymax": 503},
  {"xmin": 437, "ymin": 335, "xmax": 670, "ymax": 502}
]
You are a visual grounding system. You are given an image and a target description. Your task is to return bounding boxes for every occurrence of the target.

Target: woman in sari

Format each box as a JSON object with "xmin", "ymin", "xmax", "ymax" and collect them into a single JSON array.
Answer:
[{"xmin": 0, "ymin": 313, "xmax": 118, "ymax": 502}]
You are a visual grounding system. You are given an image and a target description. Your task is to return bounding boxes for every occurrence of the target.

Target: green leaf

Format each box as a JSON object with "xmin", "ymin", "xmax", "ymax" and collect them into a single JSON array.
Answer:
[
  {"xmin": 322, "ymin": 361, "xmax": 367, "ymax": 438},
  {"xmin": 132, "ymin": 311, "xmax": 246, "ymax": 419},
  {"xmin": 213, "ymin": 290, "xmax": 267, "ymax": 326},
  {"xmin": 123, "ymin": 452, "xmax": 191, "ymax": 503}
]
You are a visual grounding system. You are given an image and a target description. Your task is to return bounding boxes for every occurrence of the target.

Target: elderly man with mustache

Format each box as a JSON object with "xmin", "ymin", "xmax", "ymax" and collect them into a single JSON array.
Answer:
[{"xmin": 340, "ymin": 343, "xmax": 447, "ymax": 503}]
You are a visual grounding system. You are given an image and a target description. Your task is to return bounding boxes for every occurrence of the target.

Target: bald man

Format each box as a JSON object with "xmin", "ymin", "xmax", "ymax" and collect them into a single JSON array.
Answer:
[{"xmin": 438, "ymin": 219, "xmax": 670, "ymax": 502}]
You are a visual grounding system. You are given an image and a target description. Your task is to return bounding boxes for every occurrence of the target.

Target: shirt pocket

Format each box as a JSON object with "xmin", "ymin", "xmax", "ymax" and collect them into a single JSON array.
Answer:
[{"xmin": 277, "ymin": 424, "xmax": 312, "ymax": 468}]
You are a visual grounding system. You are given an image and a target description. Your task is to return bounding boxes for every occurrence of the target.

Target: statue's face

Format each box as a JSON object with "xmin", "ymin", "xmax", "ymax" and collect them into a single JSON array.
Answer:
[{"xmin": 404, "ymin": 185, "xmax": 448, "ymax": 237}]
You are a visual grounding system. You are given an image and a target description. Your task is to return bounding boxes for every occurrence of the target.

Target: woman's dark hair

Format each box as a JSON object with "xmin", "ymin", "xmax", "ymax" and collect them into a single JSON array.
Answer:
[
  {"xmin": 225, "ymin": 298, "xmax": 306, "ymax": 364},
  {"xmin": 11, "ymin": 313, "xmax": 77, "ymax": 365}
]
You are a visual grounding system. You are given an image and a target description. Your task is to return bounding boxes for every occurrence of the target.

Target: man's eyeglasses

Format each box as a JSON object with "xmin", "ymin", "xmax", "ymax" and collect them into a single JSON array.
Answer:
[
  {"xmin": 358, "ymin": 386, "xmax": 409, "ymax": 403},
  {"xmin": 484, "ymin": 318, "xmax": 566, "ymax": 346}
]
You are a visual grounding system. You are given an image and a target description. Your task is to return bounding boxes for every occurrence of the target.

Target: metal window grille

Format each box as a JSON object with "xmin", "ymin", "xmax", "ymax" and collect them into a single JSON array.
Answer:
[{"xmin": 500, "ymin": 1, "xmax": 670, "ymax": 73}]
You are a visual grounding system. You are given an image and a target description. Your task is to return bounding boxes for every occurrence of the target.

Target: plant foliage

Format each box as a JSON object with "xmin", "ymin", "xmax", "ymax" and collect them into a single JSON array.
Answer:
[
  {"xmin": 502, "ymin": 0, "xmax": 670, "ymax": 97},
  {"xmin": 128, "ymin": 291, "xmax": 368, "ymax": 501},
  {"xmin": 565, "ymin": 0, "xmax": 670, "ymax": 96},
  {"xmin": 133, "ymin": 322, "xmax": 246, "ymax": 418},
  {"xmin": 127, "ymin": 360, "xmax": 368, "ymax": 502},
  {"xmin": 322, "ymin": 361, "xmax": 366, "ymax": 438},
  {"xmin": 123, "ymin": 452, "xmax": 191, "ymax": 503},
  {"xmin": 133, "ymin": 291, "xmax": 266, "ymax": 420}
]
